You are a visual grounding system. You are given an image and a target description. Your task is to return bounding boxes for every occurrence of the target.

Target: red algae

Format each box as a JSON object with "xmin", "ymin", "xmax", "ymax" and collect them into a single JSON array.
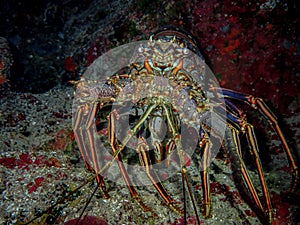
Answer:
[
  {"xmin": 64, "ymin": 56, "xmax": 78, "ymax": 73},
  {"xmin": 190, "ymin": 0, "xmax": 299, "ymax": 115},
  {"xmin": 64, "ymin": 216, "xmax": 108, "ymax": 225},
  {"xmin": 0, "ymin": 0, "xmax": 298, "ymax": 224},
  {"xmin": 271, "ymin": 192, "xmax": 293, "ymax": 225}
]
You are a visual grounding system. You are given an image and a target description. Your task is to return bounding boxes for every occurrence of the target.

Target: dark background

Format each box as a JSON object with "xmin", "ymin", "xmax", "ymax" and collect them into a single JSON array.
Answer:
[
  {"xmin": 0, "ymin": 0, "xmax": 299, "ymax": 224},
  {"xmin": 0, "ymin": 0, "xmax": 299, "ymax": 116}
]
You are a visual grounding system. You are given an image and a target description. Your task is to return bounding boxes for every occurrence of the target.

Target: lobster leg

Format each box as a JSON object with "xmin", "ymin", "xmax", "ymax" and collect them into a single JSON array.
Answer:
[
  {"xmin": 90, "ymin": 101, "xmax": 160, "ymax": 213},
  {"xmin": 108, "ymin": 110, "xmax": 151, "ymax": 212},
  {"xmin": 73, "ymin": 103, "xmax": 109, "ymax": 198},
  {"xmin": 213, "ymin": 105, "xmax": 273, "ymax": 223},
  {"xmin": 162, "ymin": 103, "xmax": 201, "ymax": 224},
  {"xmin": 223, "ymin": 102, "xmax": 273, "ymax": 220},
  {"xmin": 219, "ymin": 88, "xmax": 298, "ymax": 191},
  {"xmin": 98, "ymin": 101, "xmax": 159, "ymax": 174},
  {"xmin": 243, "ymin": 123, "xmax": 273, "ymax": 222},
  {"xmin": 199, "ymin": 133, "xmax": 212, "ymax": 218},
  {"xmin": 229, "ymin": 125, "xmax": 272, "ymax": 223},
  {"xmin": 73, "ymin": 105, "xmax": 94, "ymax": 170},
  {"xmin": 136, "ymin": 136, "xmax": 182, "ymax": 214}
]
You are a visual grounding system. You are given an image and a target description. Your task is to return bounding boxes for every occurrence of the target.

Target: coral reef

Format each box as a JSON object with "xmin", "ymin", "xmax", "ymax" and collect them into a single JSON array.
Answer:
[{"xmin": 0, "ymin": 0, "xmax": 299, "ymax": 224}]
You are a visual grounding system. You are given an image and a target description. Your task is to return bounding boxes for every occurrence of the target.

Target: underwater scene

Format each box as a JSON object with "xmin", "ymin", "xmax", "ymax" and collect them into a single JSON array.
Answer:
[{"xmin": 0, "ymin": 0, "xmax": 299, "ymax": 224}]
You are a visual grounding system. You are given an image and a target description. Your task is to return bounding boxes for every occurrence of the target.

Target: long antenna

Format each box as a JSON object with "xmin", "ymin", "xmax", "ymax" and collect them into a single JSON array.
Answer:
[
  {"xmin": 74, "ymin": 180, "xmax": 102, "ymax": 225},
  {"xmin": 24, "ymin": 175, "xmax": 96, "ymax": 225},
  {"xmin": 181, "ymin": 171, "xmax": 187, "ymax": 225}
]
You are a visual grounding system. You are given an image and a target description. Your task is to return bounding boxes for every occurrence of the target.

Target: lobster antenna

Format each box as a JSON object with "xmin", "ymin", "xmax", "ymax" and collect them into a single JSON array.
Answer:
[
  {"xmin": 24, "ymin": 175, "xmax": 96, "ymax": 225},
  {"xmin": 75, "ymin": 180, "xmax": 102, "ymax": 225},
  {"xmin": 181, "ymin": 171, "xmax": 187, "ymax": 225},
  {"xmin": 182, "ymin": 170, "xmax": 201, "ymax": 225}
]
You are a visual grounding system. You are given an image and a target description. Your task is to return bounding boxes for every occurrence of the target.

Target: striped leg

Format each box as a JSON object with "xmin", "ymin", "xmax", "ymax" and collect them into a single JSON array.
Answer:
[
  {"xmin": 108, "ymin": 110, "xmax": 151, "ymax": 212},
  {"xmin": 199, "ymin": 133, "xmax": 212, "ymax": 218},
  {"xmin": 229, "ymin": 125, "xmax": 272, "ymax": 224},
  {"xmin": 206, "ymin": 106, "xmax": 273, "ymax": 223},
  {"xmin": 222, "ymin": 102, "xmax": 273, "ymax": 223},
  {"xmin": 73, "ymin": 102, "xmax": 109, "ymax": 198},
  {"xmin": 219, "ymin": 88, "xmax": 298, "ymax": 191},
  {"xmin": 162, "ymin": 103, "xmax": 201, "ymax": 224},
  {"xmin": 136, "ymin": 136, "xmax": 182, "ymax": 214}
]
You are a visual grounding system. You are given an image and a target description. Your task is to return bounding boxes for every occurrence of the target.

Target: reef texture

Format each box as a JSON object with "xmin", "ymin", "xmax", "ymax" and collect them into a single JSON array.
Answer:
[{"xmin": 0, "ymin": 0, "xmax": 299, "ymax": 225}]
